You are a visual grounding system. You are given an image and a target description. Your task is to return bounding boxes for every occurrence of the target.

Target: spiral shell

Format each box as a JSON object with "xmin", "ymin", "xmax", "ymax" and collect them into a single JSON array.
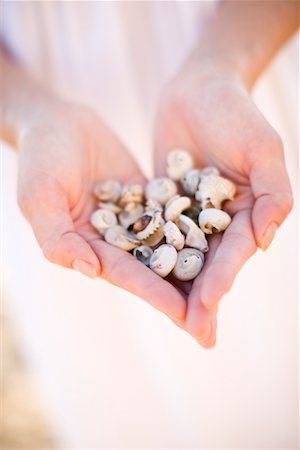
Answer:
[
  {"xmin": 172, "ymin": 248, "xmax": 204, "ymax": 281},
  {"xmin": 90, "ymin": 209, "xmax": 117, "ymax": 235},
  {"xmin": 133, "ymin": 210, "xmax": 164, "ymax": 241},
  {"xmin": 104, "ymin": 225, "xmax": 140, "ymax": 251},
  {"xmin": 195, "ymin": 174, "xmax": 236, "ymax": 209},
  {"xmin": 145, "ymin": 178, "xmax": 177, "ymax": 205},
  {"xmin": 94, "ymin": 180, "xmax": 122, "ymax": 203},
  {"xmin": 149, "ymin": 244, "xmax": 178, "ymax": 277},
  {"xmin": 119, "ymin": 184, "xmax": 144, "ymax": 207},
  {"xmin": 163, "ymin": 221, "xmax": 185, "ymax": 251},
  {"xmin": 198, "ymin": 208, "xmax": 231, "ymax": 234},
  {"xmin": 166, "ymin": 149, "xmax": 194, "ymax": 180},
  {"xmin": 164, "ymin": 195, "xmax": 191, "ymax": 222}
]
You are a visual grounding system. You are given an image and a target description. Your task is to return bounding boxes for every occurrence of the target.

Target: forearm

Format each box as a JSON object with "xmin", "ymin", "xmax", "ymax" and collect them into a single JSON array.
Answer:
[
  {"xmin": 186, "ymin": 0, "xmax": 299, "ymax": 89},
  {"xmin": 0, "ymin": 48, "xmax": 58, "ymax": 147}
]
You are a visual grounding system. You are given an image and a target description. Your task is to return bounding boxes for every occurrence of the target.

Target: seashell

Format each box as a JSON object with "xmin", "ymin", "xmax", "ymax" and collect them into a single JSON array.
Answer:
[
  {"xmin": 149, "ymin": 244, "xmax": 178, "ymax": 277},
  {"xmin": 104, "ymin": 225, "xmax": 140, "ymax": 251},
  {"xmin": 97, "ymin": 201, "xmax": 122, "ymax": 214},
  {"xmin": 200, "ymin": 166, "xmax": 220, "ymax": 177},
  {"xmin": 133, "ymin": 245, "xmax": 153, "ymax": 266},
  {"xmin": 164, "ymin": 195, "xmax": 191, "ymax": 222},
  {"xmin": 119, "ymin": 184, "xmax": 144, "ymax": 207},
  {"xmin": 182, "ymin": 206, "xmax": 201, "ymax": 225},
  {"xmin": 195, "ymin": 174, "xmax": 236, "ymax": 209},
  {"xmin": 119, "ymin": 202, "xmax": 144, "ymax": 229},
  {"xmin": 94, "ymin": 180, "xmax": 122, "ymax": 203},
  {"xmin": 145, "ymin": 178, "xmax": 177, "ymax": 206},
  {"xmin": 163, "ymin": 221, "xmax": 185, "ymax": 251},
  {"xmin": 181, "ymin": 169, "xmax": 202, "ymax": 195},
  {"xmin": 145, "ymin": 198, "xmax": 163, "ymax": 212},
  {"xmin": 172, "ymin": 248, "xmax": 204, "ymax": 281},
  {"xmin": 90, "ymin": 209, "xmax": 117, "ymax": 235},
  {"xmin": 166, "ymin": 149, "xmax": 194, "ymax": 180},
  {"xmin": 198, "ymin": 208, "xmax": 231, "ymax": 234},
  {"xmin": 176, "ymin": 214, "xmax": 208, "ymax": 253},
  {"xmin": 141, "ymin": 220, "xmax": 165, "ymax": 247},
  {"xmin": 133, "ymin": 210, "xmax": 164, "ymax": 241}
]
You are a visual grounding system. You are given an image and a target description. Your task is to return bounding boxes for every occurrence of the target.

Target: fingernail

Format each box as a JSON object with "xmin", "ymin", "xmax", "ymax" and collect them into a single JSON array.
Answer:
[
  {"xmin": 261, "ymin": 222, "xmax": 278, "ymax": 251},
  {"xmin": 72, "ymin": 259, "xmax": 98, "ymax": 278}
]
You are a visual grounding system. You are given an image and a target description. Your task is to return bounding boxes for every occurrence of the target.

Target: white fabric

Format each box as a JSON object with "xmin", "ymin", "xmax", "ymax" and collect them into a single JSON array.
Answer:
[{"xmin": 2, "ymin": 2, "xmax": 298, "ymax": 448}]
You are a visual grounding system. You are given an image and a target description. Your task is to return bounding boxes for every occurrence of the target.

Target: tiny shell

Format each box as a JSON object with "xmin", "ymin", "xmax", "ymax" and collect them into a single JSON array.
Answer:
[
  {"xmin": 199, "ymin": 208, "xmax": 231, "ymax": 234},
  {"xmin": 119, "ymin": 202, "xmax": 144, "ymax": 229},
  {"xmin": 163, "ymin": 221, "xmax": 184, "ymax": 251},
  {"xmin": 176, "ymin": 214, "xmax": 208, "ymax": 252},
  {"xmin": 145, "ymin": 198, "xmax": 163, "ymax": 212},
  {"xmin": 166, "ymin": 149, "xmax": 194, "ymax": 180},
  {"xmin": 181, "ymin": 169, "xmax": 202, "ymax": 195},
  {"xmin": 145, "ymin": 178, "xmax": 177, "ymax": 205},
  {"xmin": 104, "ymin": 225, "xmax": 140, "ymax": 251},
  {"xmin": 119, "ymin": 184, "xmax": 144, "ymax": 207},
  {"xmin": 97, "ymin": 201, "xmax": 122, "ymax": 214},
  {"xmin": 133, "ymin": 210, "xmax": 164, "ymax": 240},
  {"xmin": 172, "ymin": 248, "xmax": 204, "ymax": 281},
  {"xmin": 164, "ymin": 195, "xmax": 191, "ymax": 222},
  {"xmin": 149, "ymin": 244, "xmax": 178, "ymax": 277},
  {"xmin": 195, "ymin": 174, "xmax": 236, "ymax": 209},
  {"xmin": 94, "ymin": 180, "xmax": 122, "ymax": 203},
  {"xmin": 141, "ymin": 219, "xmax": 165, "ymax": 247},
  {"xmin": 90, "ymin": 209, "xmax": 117, "ymax": 235},
  {"xmin": 200, "ymin": 166, "xmax": 220, "ymax": 177},
  {"xmin": 133, "ymin": 245, "xmax": 153, "ymax": 266}
]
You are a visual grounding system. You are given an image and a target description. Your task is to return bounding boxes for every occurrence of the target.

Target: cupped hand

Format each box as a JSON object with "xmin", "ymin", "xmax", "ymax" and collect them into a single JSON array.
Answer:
[
  {"xmin": 154, "ymin": 68, "xmax": 293, "ymax": 346},
  {"xmin": 17, "ymin": 99, "xmax": 186, "ymax": 321}
]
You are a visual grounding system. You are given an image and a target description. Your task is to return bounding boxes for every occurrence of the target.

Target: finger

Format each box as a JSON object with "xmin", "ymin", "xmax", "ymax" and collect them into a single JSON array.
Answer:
[
  {"xmin": 196, "ymin": 316, "xmax": 218, "ymax": 349},
  {"xmin": 90, "ymin": 239, "xmax": 187, "ymax": 321},
  {"xmin": 250, "ymin": 144, "xmax": 293, "ymax": 251},
  {"xmin": 19, "ymin": 179, "xmax": 100, "ymax": 277},
  {"xmin": 185, "ymin": 209, "xmax": 256, "ymax": 335}
]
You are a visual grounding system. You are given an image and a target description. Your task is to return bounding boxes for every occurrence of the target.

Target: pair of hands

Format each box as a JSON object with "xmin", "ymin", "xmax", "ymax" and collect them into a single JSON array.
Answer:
[{"xmin": 17, "ymin": 67, "xmax": 293, "ymax": 348}]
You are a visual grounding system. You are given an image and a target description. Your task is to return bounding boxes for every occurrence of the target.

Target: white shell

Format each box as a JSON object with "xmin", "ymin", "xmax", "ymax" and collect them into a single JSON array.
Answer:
[
  {"xmin": 97, "ymin": 201, "xmax": 122, "ymax": 214},
  {"xmin": 118, "ymin": 203, "xmax": 144, "ymax": 229},
  {"xmin": 164, "ymin": 195, "xmax": 191, "ymax": 222},
  {"xmin": 149, "ymin": 244, "xmax": 178, "ymax": 277},
  {"xmin": 199, "ymin": 208, "xmax": 232, "ymax": 234},
  {"xmin": 181, "ymin": 169, "xmax": 202, "ymax": 195},
  {"xmin": 94, "ymin": 180, "xmax": 122, "ymax": 203},
  {"xmin": 145, "ymin": 198, "xmax": 163, "ymax": 212},
  {"xmin": 133, "ymin": 245, "xmax": 153, "ymax": 266},
  {"xmin": 145, "ymin": 178, "xmax": 177, "ymax": 205},
  {"xmin": 104, "ymin": 225, "xmax": 140, "ymax": 251},
  {"xmin": 200, "ymin": 166, "xmax": 220, "ymax": 177},
  {"xmin": 172, "ymin": 248, "xmax": 204, "ymax": 281},
  {"xmin": 119, "ymin": 184, "xmax": 144, "ymax": 207},
  {"xmin": 133, "ymin": 210, "xmax": 164, "ymax": 241},
  {"xmin": 166, "ymin": 149, "xmax": 194, "ymax": 180},
  {"xmin": 141, "ymin": 219, "xmax": 165, "ymax": 247},
  {"xmin": 195, "ymin": 174, "xmax": 236, "ymax": 209},
  {"xmin": 163, "ymin": 221, "xmax": 185, "ymax": 251},
  {"xmin": 90, "ymin": 209, "xmax": 117, "ymax": 235},
  {"xmin": 176, "ymin": 214, "xmax": 208, "ymax": 252}
]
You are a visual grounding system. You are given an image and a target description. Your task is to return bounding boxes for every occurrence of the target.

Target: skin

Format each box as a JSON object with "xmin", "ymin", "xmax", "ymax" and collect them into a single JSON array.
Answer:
[{"xmin": 1, "ymin": 1, "xmax": 299, "ymax": 348}]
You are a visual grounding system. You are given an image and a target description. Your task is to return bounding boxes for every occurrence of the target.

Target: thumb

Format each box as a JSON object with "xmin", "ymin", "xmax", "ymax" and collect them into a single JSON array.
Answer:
[
  {"xmin": 18, "ymin": 178, "xmax": 100, "ymax": 278},
  {"xmin": 250, "ymin": 143, "xmax": 293, "ymax": 251}
]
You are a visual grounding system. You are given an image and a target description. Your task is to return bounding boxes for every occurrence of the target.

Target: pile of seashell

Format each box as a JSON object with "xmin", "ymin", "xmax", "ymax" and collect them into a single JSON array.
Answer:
[{"xmin": 90, "ymin": 149, "xmax": 236, "ymax": 281}]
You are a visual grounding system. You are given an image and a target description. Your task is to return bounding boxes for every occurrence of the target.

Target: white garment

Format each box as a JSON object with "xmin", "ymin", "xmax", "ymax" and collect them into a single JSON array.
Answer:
[{"xmin": 2, "ymin": 2, "xmax": 298, "ymax": 448}]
